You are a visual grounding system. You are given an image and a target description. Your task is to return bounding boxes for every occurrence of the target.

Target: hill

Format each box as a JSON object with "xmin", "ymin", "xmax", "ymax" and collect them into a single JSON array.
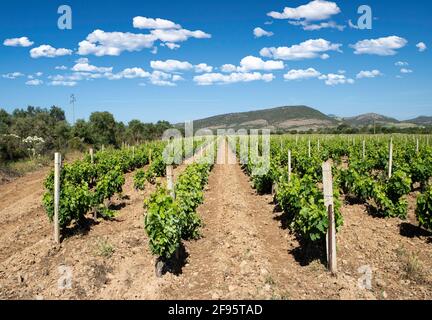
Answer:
[
  {"xmin": 342, "ymin": 113, "xmax": 400, "ymax": 127},
  {"xmin": 403, "ymin": 116, "xmax": 432, "ymax": 126},
  {"xmin": 183, "ymin": 106, "xmax": 338, "ymax": 132}
]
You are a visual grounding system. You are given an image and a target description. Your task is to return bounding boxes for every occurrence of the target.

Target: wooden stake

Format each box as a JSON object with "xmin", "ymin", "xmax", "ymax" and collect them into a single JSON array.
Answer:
[
  {"xmin": 416, "ymin": 138, "xmax": 419, "ymax": 154},
  {"xmin": 317, "ymin": 140, "xmax": 320, "ymax": 153},
  {"xmin": 166, "ymin": 165, "xmax": 175, "ymax": 199},
  {"xmin": 362, "ymin": 140, "xmax": 366, "ymax": 160},
  {"xmin": 132, "ymin": 146, "xmax": 135, "ymax": 158},
  {"xmin": 322, "ymin": 161, "xmax": 336, "ymax": 275},
  {"xmin": 308, "ymin": 139, "xmax": 311, "ymax": 158},
  {"xmin": 388, "ymin": 138, "xmax": 393, "ymax": 179},
  {"xmin": 89, "ymin": 148, "xmax": 94, "ymax": 164},
  {"xmin": 149, "ymin": 149, "xmax": 153, "ymax": 165},
  {"xmin": 54, "ymin": 153, "xmax": 61, "ymax": 244},
  {"xmin": 288, "ymin": 150, "xmax": 292, "ymax": 182}
]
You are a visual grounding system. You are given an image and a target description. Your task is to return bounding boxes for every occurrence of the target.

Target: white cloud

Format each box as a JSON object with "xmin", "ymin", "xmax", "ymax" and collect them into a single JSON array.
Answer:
[
  {"xmin": 195, "ymin": 63, "xmax": 213, "ymax": 73},
  {"xmin": 400, "ymin": 68, "xmax": 413, "ymax": 74},
  {"xmin": 161, "ymin": 42, "xmax": 180, "ymax": 50},
  {"xmin": 350, "ymin": 36, "xmax": 407, "ymax": 56},
  {"xmin": 109, "ymin": 68, "xmax": 151, "ymax": 80},
  {"xmin": 253, "ymin": 27, "xmax": 274, "ymax": 38},
  {"xmin": 26, "ymin": 79, "xmax": 43, "ymax": 86},
  {"xmin": 72, "ymin": 60, "xmax": 113, "ymax": 73},
  {"xmin": 30, "ymin": 45, "xmax": 72, "ymax": 58},
  {"xmin": 284, "ymin": 68, "xmax": 321, "ymax": 81},
  {"xmin": 268, "ymin": 0, "xmax": 341, "ymax": 21},
  {"xmin": 260, "ymin": 39, "xmax": 342, "ymax": 60},
  {"xmin": 49, "ymin": 81, "xmax": 77, "ymax": 87},
  {"xmin": 221, "ymin": 64, "xmax": 238, "ymax": 73},
  {"xmin": 395, "ymin": 61, "xmax": 408, "ymax": 67},
  {"xmin": 356, "ymin": 70, "xmax": 383, "ymax": 79},
  {"xmin": 3, "ymin": 37, "xmax": 34, "ymax": 47},
  {"xmin": 194, "ymin": 72, "xmax": 274, "ymax": 86},
  {"xmin": 133, "ymin": 17, "xmax": 181, "ymax": 30},
  {"xmin": 290, "ymin": 20, "xmax": 345, "ymax": 31},
  {"xmin": 78, "ymin": 30, "xmax": 156, "ymax": 56},
  {"xmin": 2, "ymin": 72, "xmax": 24, "ymax": 79},
  {"xmin": 35, "ymin": 72, "xmax": 43, "ymax": 77},
  {"xmin": 239, "ymin": 56, "xmax": 284, "ymax": 71},
  {"xmin": 55, "ymin": 65, "xmax": 68, "ymax": 70},
  {"xmin": 172, "ymin": 75, "xmax": 184, "ymax": 82},
  {"xmin": 150, "ymin": 59, "xmax": 193, "ymax": 72},
  {"xmin": 150, "ymin": 28, "xmax": 211, "ymax": 43},
  {"xmin": 78, "ymin": 28, "xmax": 210, "ymax": 56},
  {"xmin": 150, "ymin": 71, "xmax": 176, "ymax": 86},
  {"xmin": 416, "ymin": 42, "xmax": 427, "ymax": 52},
  {"xmin": 319, "ymin": 73, "xmax": 354, "ymax": 86}
]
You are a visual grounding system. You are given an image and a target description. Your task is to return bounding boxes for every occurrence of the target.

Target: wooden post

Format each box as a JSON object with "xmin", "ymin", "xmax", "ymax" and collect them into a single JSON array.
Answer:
[
  {"xmin": 89, "ymin": 148, "xmax": 94, "ymax": 164},
  {"xmin": 101, "ymin": 145, "xmax": 105, "ymax": 151},
  {"xmin": 288, "ymin": 150, "xmax": 292, "ymax": 183},
  {"xmin": 54, "ymin": 153, "xmax": 61, "ymax": 244},
  {"xmin": 166, "ymin": 165, "xmax": 175, "ymax": 199},
  {"xmin": 149, "ymin": 149, "xmax": 153, "ymax": 165},
  {"xmin": 308, "ymin": 139, "xmax": 311, "ymax": 158},
  {"xmin": 132, "ymin": 146, "xmax": 135, "ymax": 158},
  {"xmin": 362, "ymin": 140, "xmax": 366, "ymax": 160},
  {"xmin": 317, "ymin": 139, "xmax": 320, "ymax": 153},
  {"xmin": 388, "ymin": 138, "xmax": 393, "ymax": 179},
  {"xmin": 416, "ymin": 138, "xmax": 419, "ymax": 154},
  {"xmin": 322, "ymin": 161, "xmax": 336, "ymax": 275}
]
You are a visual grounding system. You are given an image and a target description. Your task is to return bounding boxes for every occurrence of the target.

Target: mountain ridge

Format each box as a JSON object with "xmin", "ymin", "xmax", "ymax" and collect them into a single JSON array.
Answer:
[{"xmin": 177, "ymin": 105, "xmax": 431, "ymax": 132}]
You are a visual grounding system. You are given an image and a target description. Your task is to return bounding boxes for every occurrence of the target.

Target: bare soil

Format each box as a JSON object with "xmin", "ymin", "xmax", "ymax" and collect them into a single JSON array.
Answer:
[{"xmin": 0, "ymin": 142, "xmax": 431, "ymax": 300}]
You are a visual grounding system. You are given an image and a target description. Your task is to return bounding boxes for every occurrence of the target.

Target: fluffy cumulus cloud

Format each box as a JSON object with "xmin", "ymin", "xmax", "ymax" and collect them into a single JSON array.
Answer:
[
  {"xmin": 71, "ymin": 58, "xmax": 113, "ymax": 73},
  {"xmin": 30, "ymin": 45, "xmax": 72, "ymax": 58},
  {"xmin": 150, "ymin": 59, "xmax": 193, "ymax": 72},
  {"xmin": 133, "ymin": 17, "xmax": 181, "ymax": 30},
  {"xmin": 78, "ymin": 26, "xmax": 210, "ymax": 56},
  {"xmin": 238, "ymin": 56, "xmax": 284, "ymax": 71},
  {"xmin": 78, "ymin": 30, "xmax": 156, "ymax": 56},
  {"xmin": 319, "ymin": 73, "xmax": 354, "ymax": 86},
  {"xmin": 2, "ymin": 72, "xmax": 24, "ymax": 79},
  {"xmin": 350, "ymin": 36, "xmax": 407, "ymax": 56},
  {"xmin": 3, "ymin": 36, "xmax": 34, "ymax": 47},
  {"xmin": 253, "ymin": 27, "xmax": 274, "ymax": 38},
  {"xmin": 260, "ymin": 39, "xmax": 342, "ymax": 60},
  {"xmin": 416, "ymin": 42, "xmax": 427, "ymax": 52},
  {"xmin": 194, "ymin": 72, "xmax": 274, "ymax": 86},
  {"xmin": 26, "ymin": 79, "xmax": 43, "ymax": 86},
  {"xmin": 267, "ymin": 1, "xmax": 343, "ymax": 31},
  {"xmin": 194, "ymin": 63, "xmax": 213, "ymax": 73},
  {"xmin": 356, "ymin": 70, "xmax": 383, "ymax": 79},
  {"xmin": 268, "ymin": 0, "xmax": 340, "ymax": 21},
  {"xmin": 400, "ymin": 68, "xmax": 413, "ymax": 74},
  {"xmin": 221, "ymin": 64, "xmax": 238, "ymax": 73},
  {"xmin": 283, "ymin": 68, "xmax": 321, "ymax": 81}
]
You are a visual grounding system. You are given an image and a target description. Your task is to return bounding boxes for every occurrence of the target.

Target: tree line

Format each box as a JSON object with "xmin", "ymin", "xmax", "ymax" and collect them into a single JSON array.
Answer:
[{"xmin": 0, "ymin": 106, "xmax": 173, "ymax": 162}]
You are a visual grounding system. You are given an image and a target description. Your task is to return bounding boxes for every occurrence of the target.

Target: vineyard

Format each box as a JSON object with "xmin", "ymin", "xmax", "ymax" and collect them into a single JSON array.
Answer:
[{"xmin": 0, "ymin": 134, "xmax": 431, "ymax": 299}]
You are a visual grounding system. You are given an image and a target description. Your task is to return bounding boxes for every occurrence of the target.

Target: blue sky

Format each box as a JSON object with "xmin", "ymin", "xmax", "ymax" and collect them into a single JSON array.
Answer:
[{"xmin": 0, "ymin": 0, "xmax": 431, "ymax": 123}]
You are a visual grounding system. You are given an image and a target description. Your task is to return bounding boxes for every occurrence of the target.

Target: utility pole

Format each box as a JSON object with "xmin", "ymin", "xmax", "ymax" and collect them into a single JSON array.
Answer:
[{"xmin": 70, "ymin": 94, "xmax": 76, "ymax": 124}]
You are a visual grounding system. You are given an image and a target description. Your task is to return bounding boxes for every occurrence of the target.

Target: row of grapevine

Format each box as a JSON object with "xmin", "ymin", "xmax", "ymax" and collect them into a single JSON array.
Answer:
[
  {"xmin": 231, "ymin": 134, "xmax": 432, "ymax": 242},
  {"xmin": 143, "ymin": 140, "xmax": 216, "ymax": 275},
  {"xmin": 42, "ymin": 142, "xmax": 166, "ymax": 230}
]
